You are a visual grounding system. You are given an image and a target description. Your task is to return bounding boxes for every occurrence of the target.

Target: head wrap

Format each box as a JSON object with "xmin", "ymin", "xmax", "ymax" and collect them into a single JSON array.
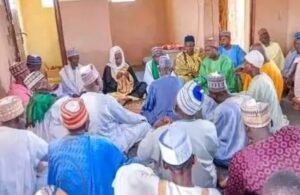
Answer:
[
  {"xmin": 208, "ymin": 72, "xmax": 227, "ymax": 92},
  {"xmin": 220, "ymin": 31, "xmax": 231, "ymax": 38},
  {"xmin": 295, "ymin": 31, "xmax": 300, "ymax": 40},
  {"xmin": 258, "ymin": 28, "xmax": 269, "ymax": 36},
  {"xmin": 27, "ymin": 55, "xmax": 42, "ymax": 66},
  {"xmin": 245, "ymin": 50, "xmax": 265, "ymax": 69},
  {"xmin": 79, "ymin": 64, "xmax": 100, "ymax": 86},
  {"xmin": 61, "ymin": 98, "xmax": 89, "ymax": 131},
  {"xmin": 241, "ymin": 99, "xmax": 271, "ymax": 128},
  {"xmin": 66, "ymin": 48, "xmax": 80, "ymax": 58},
  {"xmin": 176, "ymin": 80, "xmax": 203, "ymax": 116},
  {"xmin": 205, "ymin": 38, "xmax": 219, "ymax": 48},
  {"xmin": 24, "ymin": 71, "xmax": 45, "ymax": 90},
  {"xmin": 159, "ymin": 123, "xmax": 193, "ymax": 166},
  {"xmin": 107, "ymin": 46, "xmax": 128, "ymax": 71},
  {"xmin": 158, "ymin": 55, "xmax": 172, "ymax": 68},
  {"xmin": 151, "ymin": 47, "xmax": 163, "ymax": 57},
  {"xmin": 9, "ymin": 62, "xmax": 29, "ymax": 78},
  {"xmin": 0, "ymin": 96, "xmax": 24, "ymax": 122},
  {"xmin": 184, "ymin": 35, "xmax": 195, "ymax": 43}
]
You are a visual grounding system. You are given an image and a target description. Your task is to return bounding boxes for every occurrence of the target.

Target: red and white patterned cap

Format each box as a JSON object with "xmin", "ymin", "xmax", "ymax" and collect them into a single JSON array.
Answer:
[{"xmin": 24, "ymin": 71, "xmax": 45, "ymax": 90}]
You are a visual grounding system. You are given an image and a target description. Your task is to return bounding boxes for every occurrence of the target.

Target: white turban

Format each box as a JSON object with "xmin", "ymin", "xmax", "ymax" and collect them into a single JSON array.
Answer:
[{"xmin": 245, "ymin": 50, "xmax": 264, "ymax": 68}]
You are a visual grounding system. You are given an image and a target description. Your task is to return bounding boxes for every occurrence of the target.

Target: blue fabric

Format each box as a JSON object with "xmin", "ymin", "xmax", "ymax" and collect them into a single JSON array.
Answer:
[
  {"xmin": 283, "ymin": 50, "xmax": 300, "ymax": 77},
  {"xmin": 48, "ymin": 134, "xmax": 125, "ymax": 195},
  {"xmin": 212, "ymin": 102, "xmax": 248, "ymax": 167},
  {"xmin": 192, "ymin": 85, "xmax": 203, "ymax": 102},
  {"xmin": 218, "ymin": 45, "xmax": 246, "ymax": 68},
  {"xmin": 141, "ymin": 75, "xmax": 183, "ymax": 125},
  {"xmin": 27, "ymin": 55, "xmax": 42, "ymax": 65},
  {"xmin": 295, "ymin": 32, "xmax": 300, "ymax": 40}
]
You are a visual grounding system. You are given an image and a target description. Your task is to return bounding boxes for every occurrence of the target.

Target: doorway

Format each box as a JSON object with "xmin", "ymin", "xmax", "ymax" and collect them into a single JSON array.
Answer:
[
  {"xmin": 227, "ymin": 0, "xmax": 251, "ymax": 51},
  {"xmin": 3, "ymin": 0, "xmax": 67, "ymax": 84}
]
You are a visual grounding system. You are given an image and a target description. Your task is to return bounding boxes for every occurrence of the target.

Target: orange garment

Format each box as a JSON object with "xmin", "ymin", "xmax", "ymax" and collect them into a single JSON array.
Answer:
[{"xmin": 242, "ymin": 60, "xmax": 284, "ymax": 100}]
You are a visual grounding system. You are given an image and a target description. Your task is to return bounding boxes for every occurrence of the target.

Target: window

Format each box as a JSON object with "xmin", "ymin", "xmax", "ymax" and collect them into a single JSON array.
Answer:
[
  {"xmin": 42, "ymin": 0, "xmax": 54, "ymax": 8},
  {"xmin": 111, "ymin": 0, "xmax": 135, "ymax": 3}
]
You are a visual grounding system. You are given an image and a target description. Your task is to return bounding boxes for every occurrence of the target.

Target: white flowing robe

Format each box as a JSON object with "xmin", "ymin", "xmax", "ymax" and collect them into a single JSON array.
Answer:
[
  {"xmin": 137, "ymin": 120, "xmax": 219, "ymax": 188},
  {"xmin": 0, "ymin": 127, "xmax": 48, "ymax": 195},
  {"xmin": 31, "ymin": 96, "xmax": 70, "ymax": 143},
  {"xmin": 202, "ymin": 94, "xmax": 252, "ymax": 167},
  {"xmin": 247, "ymin": 73, "xmax": 289, "ymax": 133},
  {"xmin": 81, "ymin": 92, "xmax": 151, "ymax": 152},
  {"xmin": 59, "ymin": 64, "xmax": 84, "ymax": 96},
  {"xmin": 113, "ymin": 164, "xmax": 221, "ymax": 195}
]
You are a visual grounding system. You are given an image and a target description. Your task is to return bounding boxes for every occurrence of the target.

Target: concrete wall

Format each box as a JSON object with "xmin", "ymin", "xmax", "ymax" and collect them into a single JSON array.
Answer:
[
  {"xmin": 0, "ymin": 6, "xmax": 15, "ymax": 97},
  {"xmin": 19, "ymin": 0, "xmax": 62, "ymax": 67},
  {"xmin": 286, "ymin": 0, "xmax": 300, "ymax": 51},
  {"xmin": 109, "ymin": 0, "xmax": 168, "ymax": 66},
  {"xmin": 60, "ymin": 0, "xmax": 112, "ymax": 74},
  {"xmin": 254, "ymin": 0, "xmax": 300, "ymax": 54},
  {"xmin": 165, "ymin": 0, "xmax": 205, "ymax": 47}
]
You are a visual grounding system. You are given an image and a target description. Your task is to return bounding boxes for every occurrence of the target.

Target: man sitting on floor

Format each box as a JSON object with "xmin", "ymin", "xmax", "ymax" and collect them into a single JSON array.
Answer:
[
  {"xmin": 79, "ymin": 64, "xmax": 151, "ymax": 153},
  {"xmin": 48, "ymin": 98, "xmax": 125, "ymax": 195},
  {"xmin": 143, "ymin": 47, "xmax": 164, "ymax": 87},
  {"xmin": 113, "ymin": 122, "xmax": 220, "ymax": 195},
  {"xmin": 219, "ymin": 31, "xmax": 246, "ymax": 68},
  {"xmin": 141, "ymin": 55, "xmax": 183, "ymax": 125},
  {"xmin": 202, "ymin": 72, "xmax": 251, "ymax": 168},
  {"xmin": 196, "ymin": 38, "xmax": 239, "ymax": 93},
  {"xmin": 258, "ymin": 28, "xmax": 285, "ymax": 70},
  {"xmin": 8, "ymin": 61, "xmax": 31, "ymax": 106},
  {"xmin": 243, "ymin": 50, "xmax": 288, "ymax": 133},
  {"xmin": 225, "ymin": 99, "xmax": 300, "ymax": 195},
  {"xmin": 138, "ymin": 80, "xmax": 219, "ymax": 188},
  {"xmin": 0, "ymin": 96, "xmax": 48, "ymax": 195},
  {"xmin": 240, "ymin": 43, "xmax": 284, "ymax": 100},
  {"xmin": 59, "ymin": 48, "xmax": 84, "ymax": 97},
  {"xmin": 175, "ymin": 35, "xmax": 202, "ymax": 83}
]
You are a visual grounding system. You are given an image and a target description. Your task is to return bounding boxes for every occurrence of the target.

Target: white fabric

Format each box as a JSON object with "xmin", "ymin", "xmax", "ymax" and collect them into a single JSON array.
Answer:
[
  {"xmin": 247, "ymin": 73, "xmax": 289, "ymax": 133},
  {"xmin": 0, "ymin": 126, "xmax": 48, "ymax": 195},
  {"xmin": 143, "ymin": 60, "xmax": 156, "ymax": 87},
  {"xmin": 81, "ymin": 92, "xmax": 151, "ymax": 152},
  {"xmin": 59, "ymin": 64, "xmax": 84, "ymax": 96},
  {"xmin": 245, "ymin": 50, "xmax": 264, "ymax": 68},
  {"xmin": 137, "ymin": 119, "xmax": 219, "ymax": 187},
  {"xmin": 113, "ymin": 164, "xmax": 221, "ymax": 195},
  {"xmin": 159, "ymin": 123, "xmax": 193, "ymax": 166},
  {"xmin": 79, "ymin": 64, "xmax": 99, "ymax": 86},
  {"xmin": 31, "ymin": 96, "xmax": 69, "ymax": 143},
  {"xmin": 177, "ymin": 80, "xmax": 203, "ymax": 116},
  {"xmin": 107, "ymin": 46, "xmax": 128, "ymax": 76},
  {"xmin": 66, "ymin": 48, "xmax": 79, "ymax": 58},
  {"xmin": 159, "ymin": 55, "xmax": 172, "ymax": 68}
]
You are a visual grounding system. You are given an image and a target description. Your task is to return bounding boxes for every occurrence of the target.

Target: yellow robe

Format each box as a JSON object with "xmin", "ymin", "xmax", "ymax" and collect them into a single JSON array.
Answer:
[
  {"xmin": 242, "ymin": 60, "xmax": 284, "ymax": 100},
  {"xmin": 264, "ymin": 42, "xmax": 285, "ymax": 70},
  {"xmin": 175, "ymin": 50, "xmax": 203, "ymax": 83}
]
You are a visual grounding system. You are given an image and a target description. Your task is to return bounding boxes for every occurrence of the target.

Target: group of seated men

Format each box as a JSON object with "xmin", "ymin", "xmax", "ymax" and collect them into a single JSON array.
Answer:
[{"xmin": 0, "ymin": 27, "xmax": 300, "ymax": 195}]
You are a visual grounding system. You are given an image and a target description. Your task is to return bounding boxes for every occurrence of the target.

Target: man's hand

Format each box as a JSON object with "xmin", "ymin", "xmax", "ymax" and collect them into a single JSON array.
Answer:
[{"xmin": 153, "ymin": 116, "xmax": 172, "ymax": 129}]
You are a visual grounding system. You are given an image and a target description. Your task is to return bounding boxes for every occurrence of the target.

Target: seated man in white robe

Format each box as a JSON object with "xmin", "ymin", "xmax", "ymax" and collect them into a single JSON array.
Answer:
[
  {"xmin": 0, "ymin": 96, "xmax": 48, "ymax": 195},
  {"xmin": 137, "ymin": 80, "xmax": 219, "ymax": 188},
  {"xmin": 59, "ymin": 48, "xmax": 84, "ymax": 97},
  {"xmin": 23, "ymin": 71, "xmax": 69, "ymax": 142},
  {"xmin": 201, "ymin": 72, "xmax": 251, "ymax": 168},
  {"xmin": 113, "ymin": 123, "xmax": 220, "ymax": 195},
  {"xmin": 79, "ymin": 64, "xmax": 151, "ymax": 152},
  {"xmin": 243, "ymin": 50, "xmax": 289, "ymax": 133}
]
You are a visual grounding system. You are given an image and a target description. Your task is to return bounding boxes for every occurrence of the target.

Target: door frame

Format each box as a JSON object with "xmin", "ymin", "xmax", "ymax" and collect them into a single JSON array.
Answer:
[{"xmin": 2, "ymin": 0, "xmax": 67, "ymax": 65}]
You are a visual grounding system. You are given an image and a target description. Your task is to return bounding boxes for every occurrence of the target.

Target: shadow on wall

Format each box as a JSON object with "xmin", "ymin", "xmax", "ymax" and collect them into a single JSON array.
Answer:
[{"xmin": 0, "ymin": 80, "xmax": 7, "ymax": 98}]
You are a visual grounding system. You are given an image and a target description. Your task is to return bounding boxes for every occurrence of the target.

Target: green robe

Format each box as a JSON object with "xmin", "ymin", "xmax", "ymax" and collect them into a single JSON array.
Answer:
[{"xmin": 195, "ymin": 55, "xmax": 240, "ymax": 93}]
